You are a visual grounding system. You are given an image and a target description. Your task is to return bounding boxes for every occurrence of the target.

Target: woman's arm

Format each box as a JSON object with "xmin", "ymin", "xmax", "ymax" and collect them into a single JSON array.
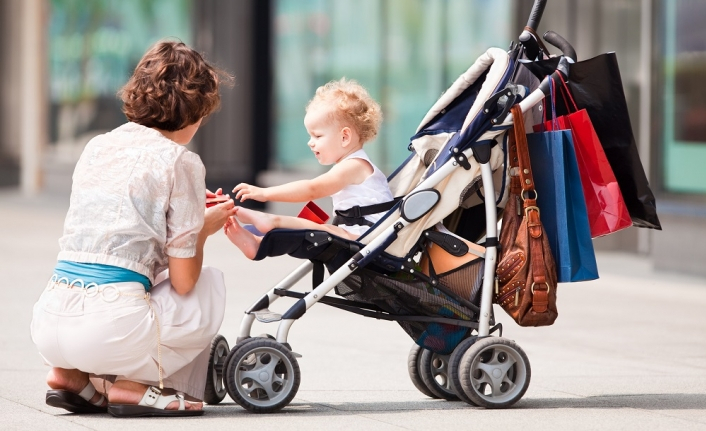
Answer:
[{"xmin": 168, "ymin": 200, "xmax": 236, "ymax": 295}]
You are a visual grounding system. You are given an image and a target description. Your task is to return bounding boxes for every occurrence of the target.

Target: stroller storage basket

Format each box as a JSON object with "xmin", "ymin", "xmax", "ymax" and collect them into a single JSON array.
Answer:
[{"xmin": 334, "ymin": 259, "xmax": 484, "ymax": 355}]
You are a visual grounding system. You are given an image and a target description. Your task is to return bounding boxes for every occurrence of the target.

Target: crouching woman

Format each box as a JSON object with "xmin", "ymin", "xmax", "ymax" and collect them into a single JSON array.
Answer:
[{"xmin": 30, "ymin": 40, "xmax": 236, "ymax": 417}]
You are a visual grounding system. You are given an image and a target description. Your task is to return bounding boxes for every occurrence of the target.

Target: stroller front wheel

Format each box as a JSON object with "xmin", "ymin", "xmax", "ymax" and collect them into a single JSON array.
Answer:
[
  {"xmin": 203, "ymin": 334, "xmax": 230, "ymax": 405},
  {"xmin": 458, "ymin": 337, "xmax": 531, "ymax": 408},
  {"xmin": 225, "ymin": 338, "xmax": 301, "ymax": 413}
]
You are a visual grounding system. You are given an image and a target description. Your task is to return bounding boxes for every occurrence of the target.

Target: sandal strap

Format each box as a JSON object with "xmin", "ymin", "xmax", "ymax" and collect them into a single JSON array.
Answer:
[
  {"xmin": 139, "ymin": 386, "xmax": 185, "ymax": 410},
  {"xmin": 77, "ymin": 382, "xmax": 105, "ymax": 407}
]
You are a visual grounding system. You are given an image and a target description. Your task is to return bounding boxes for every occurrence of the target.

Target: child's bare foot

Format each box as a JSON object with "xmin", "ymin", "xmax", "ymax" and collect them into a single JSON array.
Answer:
[
  {"xmin": 233, "ymin": 207, "xmax": 278, "ymax": 234},
  {"xmin": 224, "ymin": 216, "xmax": 261, "ymax": 260}
]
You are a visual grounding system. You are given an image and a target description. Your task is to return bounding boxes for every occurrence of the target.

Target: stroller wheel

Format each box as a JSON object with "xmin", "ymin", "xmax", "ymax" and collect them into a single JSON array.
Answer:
[
  {"xmin": 204, "ymin": 334, "xmax": 230, "ymax": 405},
  {"xmin": 447, "ymin": 336, "xmax": 479, "ymax": 405},
  {"xmin": 459, "ymin": 337, "xmax": 531, "ymax": 409},
  {"xmin": 223, "ymin": 337, "xmax": 263, "ymax": 403},
  {"xmin": 225, "ymin": 338, "xmax": 301, "ymax": 413},
  {"xmin": 419, "ymin": 349, "xmax": 459, "ymax": 401},
  {"xmin": 222, "ymin": 334, "xmax": 280, "ymax": 402},
  {"xmin": 407, "ymin": 344, "xmax": 438, "ymax": 399}
]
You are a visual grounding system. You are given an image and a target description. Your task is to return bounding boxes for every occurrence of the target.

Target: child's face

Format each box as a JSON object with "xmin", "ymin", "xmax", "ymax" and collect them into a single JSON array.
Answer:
[{"xmin": 304, "ymin": 103, "xmax": 351, "ymax": 165}]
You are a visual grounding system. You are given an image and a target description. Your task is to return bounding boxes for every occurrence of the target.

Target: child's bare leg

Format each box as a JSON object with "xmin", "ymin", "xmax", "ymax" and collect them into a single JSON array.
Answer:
[
  {"xmin": 224, "ymin": 216, "xmax": 262, "ymax": 260},
  {"xmin": 235, "ymin": 207, "xmax": 361, "ymax": 240}
]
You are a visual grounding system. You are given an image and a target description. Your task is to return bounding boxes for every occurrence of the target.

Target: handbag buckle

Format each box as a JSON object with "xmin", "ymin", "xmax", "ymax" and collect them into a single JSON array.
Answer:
[
  {"xmin": 524, "ymin": 206, "xmax": 540, "ymax": 217},
  {"xmin": 521, "ymin": 189, "xmax": 538, "ymax": 201},
  {"xmin": 530, "ymin": 282, "xmax": 550, "ymax": 294}
]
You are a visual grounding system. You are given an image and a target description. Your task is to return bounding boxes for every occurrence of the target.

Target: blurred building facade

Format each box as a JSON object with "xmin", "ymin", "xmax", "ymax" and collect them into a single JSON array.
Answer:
[{"xmin": 1, "ymin": 0, "xmax": 704, "ymax": 277}]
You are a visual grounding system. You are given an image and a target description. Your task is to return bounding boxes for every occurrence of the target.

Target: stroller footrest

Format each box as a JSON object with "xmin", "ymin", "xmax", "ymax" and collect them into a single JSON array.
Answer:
[{"xmin": 253, "ymin": 309, "xmax": 283, "ymax": 323}]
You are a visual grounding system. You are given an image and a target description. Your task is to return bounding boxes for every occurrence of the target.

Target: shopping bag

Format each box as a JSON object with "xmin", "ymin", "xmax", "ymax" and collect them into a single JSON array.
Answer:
[
  {"xmin": 519, "ymin": 53, "xmax": 661, "ymax": 230},
  {"xmin": 534, "ymin": 76, "xmax": 633, "ymax": 238},
  {"xmin": 526, "ymin": 108, "xmax": 599, "ymax": 283}
]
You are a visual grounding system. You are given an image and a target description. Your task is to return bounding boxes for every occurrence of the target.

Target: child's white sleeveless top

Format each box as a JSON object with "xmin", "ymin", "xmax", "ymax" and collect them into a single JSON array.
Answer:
[{"xmin": 330, "ymin": 149, "xmax": 393, "ymax": 236}]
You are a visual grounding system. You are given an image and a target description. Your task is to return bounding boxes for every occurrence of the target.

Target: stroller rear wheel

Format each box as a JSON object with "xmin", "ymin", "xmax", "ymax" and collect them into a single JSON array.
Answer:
[
  {"xmin": 204, "ymin": 334, "xmax": 229, "ymax": 405},
  {"xmin": 225, "ymin": 338, "xmax": 301, "ymax": 413},
  {"xmin": 407, "ymin": 344, "xmax": 438, "ymax": 399},
  {"xmin": 458, "ymin": 337, "xmax": 531, "ymax": 408},
  {"xmin": 419, "ymin": 349, "xmax": 459, "ymax": 401},
  {"xmin": 447, "ymin": 336, "xmax": 479, "ymax": 405}
]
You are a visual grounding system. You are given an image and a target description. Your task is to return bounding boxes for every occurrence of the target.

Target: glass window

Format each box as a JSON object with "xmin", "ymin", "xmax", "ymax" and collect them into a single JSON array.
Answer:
[
  {"xmin": 48, "ymin": 0, "xmax": 193, "ymax": 146},
  {"xmin": 663, "ymin": 0, "xmax": 706, "ymax": 193},
  {"xmin": 274, "ymin": 0, "xmax": 513, "ymax": 176}
]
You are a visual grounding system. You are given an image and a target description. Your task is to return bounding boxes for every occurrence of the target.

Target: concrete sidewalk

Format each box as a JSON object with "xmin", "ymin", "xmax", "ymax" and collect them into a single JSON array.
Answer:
[{"xmin": 1, "ymin": 189, "xmax": 705, "ymax": 430}]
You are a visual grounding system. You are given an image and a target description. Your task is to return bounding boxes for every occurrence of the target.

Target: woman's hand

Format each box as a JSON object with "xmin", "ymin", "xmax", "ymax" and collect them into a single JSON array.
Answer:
[
  {"xmin": 232, "ymin": 183, "xmax": 267, "ymax": 202},
  {"xmin": 206, "ymin": 188, "xmax": 224, "ymax": 198},
  {"xmin": 203, "ymin": 199, "xmax": 237, "ymax": 236}
]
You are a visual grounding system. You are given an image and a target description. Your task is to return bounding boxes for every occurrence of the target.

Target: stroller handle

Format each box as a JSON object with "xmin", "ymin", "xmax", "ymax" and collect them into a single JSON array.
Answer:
[
  {"xmin": 544, "ymin": 30, "xmax": 577, "ymax": 62},
  {"xmin": 519, "ymin": 0, "xmax": 547, "ymax": 39},
  {"xmin": 518, "ymin": 0, "xmax": 547, "ymax": 60},
  {"xmin": 525, "ymin": 0, "xmax": 547, "ymax": 32}
]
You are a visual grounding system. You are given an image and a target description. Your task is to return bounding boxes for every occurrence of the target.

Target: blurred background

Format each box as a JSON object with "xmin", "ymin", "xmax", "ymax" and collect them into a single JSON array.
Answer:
[{"xmin": 0, "ymin": 0, "xmax": 705, "ymax": 277}]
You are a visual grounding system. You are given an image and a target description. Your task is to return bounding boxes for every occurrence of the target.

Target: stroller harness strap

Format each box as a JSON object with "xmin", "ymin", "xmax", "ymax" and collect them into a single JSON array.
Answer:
[{"xmin": 332, "ymin": 197, "xmax": 403, "ymax": 227}]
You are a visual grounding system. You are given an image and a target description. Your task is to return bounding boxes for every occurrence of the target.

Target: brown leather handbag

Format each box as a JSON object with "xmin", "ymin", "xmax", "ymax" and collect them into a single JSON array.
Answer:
[{"xmin": 494, "ymin": 105, "xmax": 558, "ymax": 326}]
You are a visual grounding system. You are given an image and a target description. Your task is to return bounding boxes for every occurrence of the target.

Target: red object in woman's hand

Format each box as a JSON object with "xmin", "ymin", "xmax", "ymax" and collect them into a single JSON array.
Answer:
[{"xmin": 206, "ymin": 195, "xmax": 230, "ymax": 208}]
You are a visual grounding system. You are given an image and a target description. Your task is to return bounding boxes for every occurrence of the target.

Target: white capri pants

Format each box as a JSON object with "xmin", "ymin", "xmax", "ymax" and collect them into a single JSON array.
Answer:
[{"xmin": 30, "ymin": 266, "xmax": 226, "ymax": 400}]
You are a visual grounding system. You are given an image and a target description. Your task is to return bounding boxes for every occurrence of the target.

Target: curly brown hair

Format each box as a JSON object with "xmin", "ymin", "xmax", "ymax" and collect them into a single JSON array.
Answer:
[
  {"xmin": 119, "ymin": 41, "xmax": 233, "ymax": 131},
  {"xmin": 307, "ymin": 78, "xmax": 382, "ymax": 144}
]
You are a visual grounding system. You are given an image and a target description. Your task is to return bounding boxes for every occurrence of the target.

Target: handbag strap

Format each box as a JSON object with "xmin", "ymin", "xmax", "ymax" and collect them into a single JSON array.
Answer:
[
  {"xmin": 510, "ymin": 105, "xmax": 551, "ymax": 313},
  {"xmin": 510, "ymin": 105, "xmax": 537, "ymax": 201}
]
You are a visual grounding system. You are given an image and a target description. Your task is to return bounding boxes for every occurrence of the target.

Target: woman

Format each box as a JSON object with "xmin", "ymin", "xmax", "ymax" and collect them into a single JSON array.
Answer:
[{"xmin": 30, "ymin": 40, "xmax": 236, "ymax": 417}]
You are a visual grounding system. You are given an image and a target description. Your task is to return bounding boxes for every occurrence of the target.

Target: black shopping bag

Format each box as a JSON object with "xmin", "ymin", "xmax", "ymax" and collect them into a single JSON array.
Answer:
[{"xmin": 518, "ymin": 53, "xmax": 662, "ymax": 230}]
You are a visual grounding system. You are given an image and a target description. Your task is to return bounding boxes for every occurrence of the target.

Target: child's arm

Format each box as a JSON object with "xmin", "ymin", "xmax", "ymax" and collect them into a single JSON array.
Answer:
[{"xmin": 233, "ymin": 158, "xmax": 372, "ymax": 203}]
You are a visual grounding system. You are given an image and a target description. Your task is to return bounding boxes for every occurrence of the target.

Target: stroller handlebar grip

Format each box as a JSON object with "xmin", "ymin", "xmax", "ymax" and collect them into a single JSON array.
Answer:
[
  {"xmin": 521, "ymin": 0, "xmax": 547, "ymax": 38},
  {"xmin": 543, "ymin": 30, "xmax": 577, "ymax": 62}
]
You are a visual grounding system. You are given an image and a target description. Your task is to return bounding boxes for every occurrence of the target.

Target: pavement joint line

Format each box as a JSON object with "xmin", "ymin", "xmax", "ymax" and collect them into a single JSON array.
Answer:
[
  {"xmin": 0, "ymin": 393, "xmax": 98, "ymax": 430},
  {"xmin": 292, "ymin": 400, "xmax": 419, "ymax": 429}
]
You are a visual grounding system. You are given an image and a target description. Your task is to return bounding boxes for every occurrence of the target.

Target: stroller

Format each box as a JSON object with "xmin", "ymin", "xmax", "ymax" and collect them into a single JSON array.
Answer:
[{"xmin": 205, "ymin": 0, "xmax": 578, "ymax": 411}]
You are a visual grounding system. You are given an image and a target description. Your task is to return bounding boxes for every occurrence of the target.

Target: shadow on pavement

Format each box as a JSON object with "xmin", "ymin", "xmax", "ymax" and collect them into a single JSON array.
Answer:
[{"xmin": 200, "ymin": 392, "xmax": 706, "ymax": 416}]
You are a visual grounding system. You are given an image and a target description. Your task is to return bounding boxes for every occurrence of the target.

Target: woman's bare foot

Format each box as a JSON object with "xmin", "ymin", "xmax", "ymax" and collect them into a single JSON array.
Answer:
[
  {"xmin": 46, "ymin": 367, "xmax": 107, "ymax": 406},
  {"xmin": 224, "ymin": 216, "xmax": 262, "ymax": 260},
  {"xmin": 233, "ymin": 207, "xmax": 278, "ymax": 234},
  {"xmin": 108, "ymin": 380, "xmax": 202, "ymax": 411}
]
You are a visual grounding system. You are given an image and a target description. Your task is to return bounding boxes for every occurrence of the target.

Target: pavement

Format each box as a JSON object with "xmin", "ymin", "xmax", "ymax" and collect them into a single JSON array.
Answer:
[{"xmin": 1, "ymin": 188, "xmax": 705, "ymax": 431}]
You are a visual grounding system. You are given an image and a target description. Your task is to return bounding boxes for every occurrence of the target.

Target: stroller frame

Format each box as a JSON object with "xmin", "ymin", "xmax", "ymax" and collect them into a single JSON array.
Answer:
[{"xmin": 207, "ymin": 0, "xmax": 579, "ymax": 413}]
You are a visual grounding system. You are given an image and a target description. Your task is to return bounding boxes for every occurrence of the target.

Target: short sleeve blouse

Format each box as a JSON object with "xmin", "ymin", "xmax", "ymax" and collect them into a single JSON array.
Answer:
[{"xmin": 57, "ymin": 122, "xmax": 206, "ymax": 284}]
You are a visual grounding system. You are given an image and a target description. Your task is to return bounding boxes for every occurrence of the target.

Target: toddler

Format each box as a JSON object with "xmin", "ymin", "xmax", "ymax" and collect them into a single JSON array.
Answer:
[{"xmin": 225, "ymin": 78, "xmax": 392, "ymax": 259}]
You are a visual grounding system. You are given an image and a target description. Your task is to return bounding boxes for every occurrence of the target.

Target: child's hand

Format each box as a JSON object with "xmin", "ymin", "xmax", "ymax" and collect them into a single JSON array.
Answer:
[{"xmin": 233, "ymin": 183, "xmax": 267, "ymax": 202}]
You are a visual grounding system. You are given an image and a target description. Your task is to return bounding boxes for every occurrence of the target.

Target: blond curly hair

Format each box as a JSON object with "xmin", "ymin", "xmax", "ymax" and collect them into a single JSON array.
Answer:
[{"xmin": 306, "ymin": 78, "xmax": 382, "ymax": 144}]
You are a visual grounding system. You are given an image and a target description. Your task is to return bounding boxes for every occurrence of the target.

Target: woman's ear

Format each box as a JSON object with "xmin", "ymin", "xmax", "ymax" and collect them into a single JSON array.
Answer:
[{"xmin": 341, "ymin": 127, "xmax": 352, "ymax": 147}]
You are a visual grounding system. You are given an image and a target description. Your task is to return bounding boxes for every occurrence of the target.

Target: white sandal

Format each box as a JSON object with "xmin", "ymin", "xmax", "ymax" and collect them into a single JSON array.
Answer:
[
  {"xmin": 108, "ymin": 386, "xmax": 204, "ymax": 417},
  {"xmin": 46, "ymin": 381, "xmax": 107, "ymax": 414}
]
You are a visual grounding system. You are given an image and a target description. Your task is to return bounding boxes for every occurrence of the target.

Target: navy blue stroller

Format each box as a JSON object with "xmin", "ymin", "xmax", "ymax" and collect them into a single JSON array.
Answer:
[{"xmin": 204, "ymin": 0, "xmax": 578, "ymax": 411}]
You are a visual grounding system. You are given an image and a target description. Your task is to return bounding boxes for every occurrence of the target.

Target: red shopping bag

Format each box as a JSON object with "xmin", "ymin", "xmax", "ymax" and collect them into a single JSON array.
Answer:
[{"xmin": 534, "ymin": 76, "xmax": 632, "ymax": 238}]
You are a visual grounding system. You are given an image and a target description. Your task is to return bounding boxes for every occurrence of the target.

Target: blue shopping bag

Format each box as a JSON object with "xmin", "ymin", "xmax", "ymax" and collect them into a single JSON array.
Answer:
[{"xmin": 526, "ymin": 128, "xmax": 599, "ymax": 283}]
